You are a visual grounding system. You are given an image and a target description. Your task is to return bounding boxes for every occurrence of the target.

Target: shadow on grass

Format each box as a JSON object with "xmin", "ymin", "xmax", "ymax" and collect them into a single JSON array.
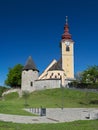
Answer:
[
  {"xmin": 89, "ymin": 100, "xmax": 98, "ymax": 104},
  {"xmin": 24, "ymin": 104, "xmax": 29, "ymax": 108},
  {"xmin": 79, "ymin": 99, "xmax": 98, "ymax": 105},
  {"xmin": 79, "ymin": 101, "xmax": 89, "ymax": 105}
]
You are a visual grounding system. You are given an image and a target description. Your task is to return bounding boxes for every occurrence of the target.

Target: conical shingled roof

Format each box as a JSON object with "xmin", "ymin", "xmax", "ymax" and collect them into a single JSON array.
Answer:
[
  {"xmin": 48, "ymin": 58, "xmax": 63, "ymax": 71},
  {"xmin": 23, "ymin": 56, "xmax": 39, "ymax": 71}
]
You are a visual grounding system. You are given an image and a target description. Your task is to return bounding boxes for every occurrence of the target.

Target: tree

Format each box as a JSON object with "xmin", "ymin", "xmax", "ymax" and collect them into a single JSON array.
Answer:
[
  {"xmin": 22, "ymin": 91, "xmax": 30, "ymax": 107},
  {"xmin": 5, "ymin": 64, "xmax": 23, "ymax": 88},
  {"xmin": 75, "ymin": 71, "xmax": 82, "ymax": 82},
  {"xmin": 0, "ymin": 86, "xmax": 7, "ymax": 97},
  {"xmin": 81, "ymin": 65, "xmax": 98, "ymax": 83}
]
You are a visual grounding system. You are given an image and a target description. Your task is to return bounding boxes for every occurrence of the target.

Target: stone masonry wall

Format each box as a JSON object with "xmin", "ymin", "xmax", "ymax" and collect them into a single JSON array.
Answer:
[
  {"xmin": 21, "ymin": 70, "xmax": 39, "ymax": 92},
  {"xmin": 34, "ymin": 79, "xmax": 61, "ymax": 90}
]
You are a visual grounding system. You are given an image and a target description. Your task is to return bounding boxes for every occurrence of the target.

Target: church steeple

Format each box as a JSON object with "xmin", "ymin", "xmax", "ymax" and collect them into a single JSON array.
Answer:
[
  {"xmin": 62, "ymin": 16, "xmax": 72, "ymax": 40},
  {"xmin": 61, "ymin": 16, "xmax": 74, "ymax": 79}
]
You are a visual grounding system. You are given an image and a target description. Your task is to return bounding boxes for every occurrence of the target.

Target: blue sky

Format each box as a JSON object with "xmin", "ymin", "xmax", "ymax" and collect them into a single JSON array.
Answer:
[{"xmin": 0, "ymin": 0, "xmax": 98, "ymax": 86}]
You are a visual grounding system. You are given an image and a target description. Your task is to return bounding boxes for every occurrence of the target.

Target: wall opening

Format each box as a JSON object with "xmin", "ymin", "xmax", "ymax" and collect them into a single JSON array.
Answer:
[
  {"xmin": 66, "ymin": 46, "xmax": 70, "ymax": 51},
  {"xmin": 30, "ymin": 82, "xmax": 33, "ymax": 87}
]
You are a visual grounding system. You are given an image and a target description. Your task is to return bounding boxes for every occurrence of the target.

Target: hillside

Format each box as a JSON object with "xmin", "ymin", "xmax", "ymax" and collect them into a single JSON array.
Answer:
[{"xmin": 0, "ymin": 88, "xmax": 98, "ymax": 115}]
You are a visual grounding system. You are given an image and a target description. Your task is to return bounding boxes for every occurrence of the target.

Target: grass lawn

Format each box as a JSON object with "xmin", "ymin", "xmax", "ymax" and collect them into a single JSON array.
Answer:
[
  {"xmin": 0, "ymin": 88, "xmax": 98, "ymax": 115},
  {"xmin": 0, "ymin": 120, "xmax": 98, "ymax": 130}
]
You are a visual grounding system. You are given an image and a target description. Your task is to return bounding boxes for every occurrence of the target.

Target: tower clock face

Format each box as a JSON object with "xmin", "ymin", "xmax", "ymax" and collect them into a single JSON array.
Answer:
[{"xmin": 65, "ymin": 41, "xmax": 70, "ymax": 46}]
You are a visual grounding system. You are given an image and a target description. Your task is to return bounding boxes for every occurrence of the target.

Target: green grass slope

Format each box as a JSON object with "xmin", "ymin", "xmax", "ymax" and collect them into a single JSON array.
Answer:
[
  {"xmin": 0, "ymin": 120, "xmax": 98, "ymax": 130},
  {"xmin": 0, "ymin": 88, "xmax": 98, "ymax": 115},
  {"xmin": 28, "ymin": 88, "xmax": 98, "ymax": 108}
]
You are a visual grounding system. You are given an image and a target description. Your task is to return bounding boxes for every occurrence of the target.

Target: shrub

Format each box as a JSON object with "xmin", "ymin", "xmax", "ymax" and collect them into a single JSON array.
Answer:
[
  {"xmin": 0, "ymin": 86, "xmax": 8, "ymax": 97},
  {"xmin": 69, "ymin": 82, "xmax": 98, "ymax": 89}
]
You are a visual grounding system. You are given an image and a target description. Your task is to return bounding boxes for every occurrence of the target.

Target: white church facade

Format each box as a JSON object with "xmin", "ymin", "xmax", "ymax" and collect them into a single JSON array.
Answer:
[{"xmin": 21, "ymin": 17, "xmax": 75, "ymax": 92}]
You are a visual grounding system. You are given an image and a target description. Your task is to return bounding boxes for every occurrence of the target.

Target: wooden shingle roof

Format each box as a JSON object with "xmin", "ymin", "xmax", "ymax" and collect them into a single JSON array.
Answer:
[
  {"xmin": 23, "ymin": 56, "xmax": 39, "ymax": 71},
  {"xmin": 48, "ymin": 58, "xmax": 63, "ymax": 71}
]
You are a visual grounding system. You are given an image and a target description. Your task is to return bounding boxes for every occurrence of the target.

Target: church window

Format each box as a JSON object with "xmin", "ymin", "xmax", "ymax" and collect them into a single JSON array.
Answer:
[
  {"xmin": 51, "ymin": 73, "xmax": 53, "ymax": 76},
  {"xmin": 66, "ymin": 46, "xmax": 70, "ymax": 51},
  {"xmin": 55, "ymin": 75, "xmax": 57, "ymax": 78},
  {"xmin": 50, "ymin": 76, "xmax": 52, "ymax": 78},
  {"xmin": 50, "ymin": 73, "xmax": 53, "ymax": 78},
  {"xmin": 58, "ymin": 73, "xmax": 60, "ymax": 75},
  {"xmin": 30, "ymin": 82, "xmax": 33, "ymax": 87}
]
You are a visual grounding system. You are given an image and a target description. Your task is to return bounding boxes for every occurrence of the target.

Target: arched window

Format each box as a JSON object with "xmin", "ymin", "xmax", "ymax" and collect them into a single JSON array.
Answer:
[
  {"xmin": 50, "ymin": 73, "xmax": 53, "ymax": 78},
  {"xmin": 55, "ymin": 75, "xmax": 57, "ymax": 79},
  {"xmin": 58, "ymin": 73, "xmax": 60, "ymax": 75},
  {"xmin": 66, "ymin": 46, "xmax": 70, "ymax": 51},
  {"xmin": 51, "ymin": 73, "xmax": 53, "ymax": 76}
]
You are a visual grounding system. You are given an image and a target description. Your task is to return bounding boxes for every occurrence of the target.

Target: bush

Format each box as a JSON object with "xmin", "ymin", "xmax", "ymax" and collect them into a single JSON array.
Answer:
[
  {"xmin": 69, "ymin": 82, "xmax": 98, "ymax": 89},
  {"xmin": 0, "ymin": 86, "xmax": 8, "ymax": 97},
  {"xmin": 90, "ymin": 100, "xmax": 98, "ymax": 104}
]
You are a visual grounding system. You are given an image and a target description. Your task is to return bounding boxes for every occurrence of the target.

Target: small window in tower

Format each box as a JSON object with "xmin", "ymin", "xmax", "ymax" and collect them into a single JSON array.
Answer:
[
  {"xmin": 66, "ymin": 46, "xmax": 70, "ymax": 51},
  {"xmin": 30, "ymin": 82, "xmax": 33, "ymax": 87}
]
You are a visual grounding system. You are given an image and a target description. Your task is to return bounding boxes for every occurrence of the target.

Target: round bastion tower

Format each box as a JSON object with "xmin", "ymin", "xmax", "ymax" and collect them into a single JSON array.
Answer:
[{"xmin": 21, "ymin": 56, "xmax": 39, "ymax": 92}]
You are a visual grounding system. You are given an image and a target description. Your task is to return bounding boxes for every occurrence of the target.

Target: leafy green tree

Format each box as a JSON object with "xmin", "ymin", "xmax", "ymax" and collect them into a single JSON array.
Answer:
[
  {"xmin": 5, "ymin": 64, "xmax": 23, "ymax": 88},
  {"xmin": 81, "ymin": 65, "xmax": 98, "ymax": 83},
  {"xmin": 75, "ymin": 71, "xmax": 82, "ymax": 82}
]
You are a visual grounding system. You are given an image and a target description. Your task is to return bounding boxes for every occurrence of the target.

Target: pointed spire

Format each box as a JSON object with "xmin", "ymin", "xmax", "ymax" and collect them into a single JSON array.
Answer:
[
  {"xmin": 62, "ymin": 16, "xmax": 72, "ymax": 40},
  {"xmin": 66, "ymin": 16, "xmax": 68, "ymax": 24},
  {"xmin": 23, "ymin": 56, "xmax": 39, "ymax": 72}
]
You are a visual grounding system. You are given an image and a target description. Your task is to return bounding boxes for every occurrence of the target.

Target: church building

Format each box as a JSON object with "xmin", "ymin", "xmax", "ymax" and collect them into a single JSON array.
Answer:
[{"xmin": 21, "ymin": 17, "xmax": 75, "ymax": 92}]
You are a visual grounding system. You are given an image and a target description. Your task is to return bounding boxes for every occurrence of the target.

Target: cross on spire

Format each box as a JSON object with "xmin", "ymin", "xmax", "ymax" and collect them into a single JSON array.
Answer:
[{"xmin": 66, "ymin": 16, "xmax": 68, "ymax": 24}]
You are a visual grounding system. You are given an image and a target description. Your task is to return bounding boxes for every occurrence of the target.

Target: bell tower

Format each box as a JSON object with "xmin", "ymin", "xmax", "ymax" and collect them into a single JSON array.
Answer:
[{"xmin": 61, "ymin": 16, "xmax": 74, "ymax": 79}]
